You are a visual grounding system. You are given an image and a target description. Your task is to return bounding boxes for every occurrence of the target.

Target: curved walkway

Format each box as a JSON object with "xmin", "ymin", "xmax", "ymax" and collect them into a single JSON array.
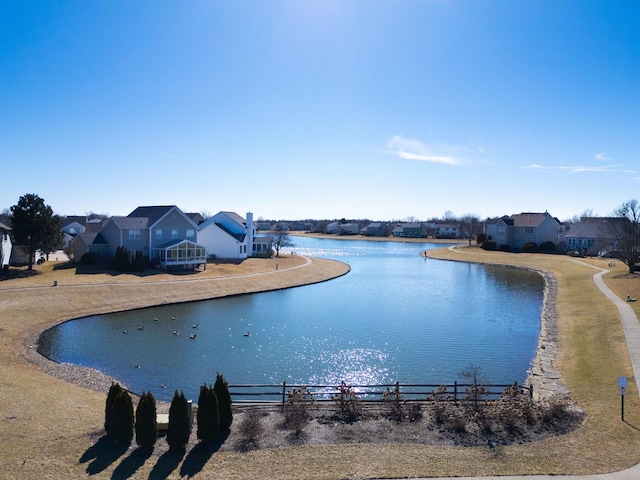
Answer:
[{"xmin": 398, "ymin": 261, "xmax": 640, "ymax": 480}]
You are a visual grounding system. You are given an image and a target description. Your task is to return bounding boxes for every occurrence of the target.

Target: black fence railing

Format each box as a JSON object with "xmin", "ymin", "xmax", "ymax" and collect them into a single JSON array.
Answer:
[{"xmin": 228, "ymin": 381, "xmax": 533, "ymax": 405}]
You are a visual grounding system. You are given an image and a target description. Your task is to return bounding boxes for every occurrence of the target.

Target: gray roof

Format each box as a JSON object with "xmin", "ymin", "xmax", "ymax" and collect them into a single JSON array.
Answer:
[
  {"xmin": 0, "ymin": 221, "xmax": 11, "ymax": 231},
  {"xmin": 110, "ymin": 216, "xmax": 149, "ymax": 229},
  {"xmin": 127, "ymin": 206, "xmax": 176, "ymax": 226}
]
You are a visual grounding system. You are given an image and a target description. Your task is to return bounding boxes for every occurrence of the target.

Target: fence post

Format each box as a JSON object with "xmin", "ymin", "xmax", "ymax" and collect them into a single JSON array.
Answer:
[
  {"xmin": 454, "ymin": 381, "xmax": 458, "ymax": 402},
  {"xmin": 529, "ymin": 384, "xmax": 533, "ymax": 399},
  {"xmin": 282, "ymin": 381, "xmax": 286, "ymax": 406},
  {"xmin": 395, "ymin": 380, "xmax": 399, "ymax": 394}
]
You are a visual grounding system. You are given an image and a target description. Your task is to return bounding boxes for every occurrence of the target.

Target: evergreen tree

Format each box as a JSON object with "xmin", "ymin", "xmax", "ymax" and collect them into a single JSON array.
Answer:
[
  {"xmin": 114, "ymin": 246, "xmax": 132, "ymax": 272},
  {"xmin": 10, "ymin": 193, "xmax": 64, "ymax": 270},
  {"xmin": 167, "ymin": 390, "xmax": 191, "ymax": 451},
  {"xmin": 135, "ymin": 391, "xmax": 158, "ymax": 448},
  {"xmin": 214, "ymin": 373, "xmax": 233, "ymax": 430},
  {"xmin": 105, "ymin": 382, "xmax": 123, "ymax": 434},
  {"xmin": 110, "ymin": 390, "xmax": 134, "ymax": 444},
  {"xmin": 133, "ymin": 250, "xmax": 146, "ymax": 272},
  {"xmin": 197, "ymin": 383, "xmax": 220, "ymax": 443}
]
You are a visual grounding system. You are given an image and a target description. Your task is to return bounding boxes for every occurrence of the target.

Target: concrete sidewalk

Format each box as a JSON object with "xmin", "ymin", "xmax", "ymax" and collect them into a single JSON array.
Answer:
[{"xmin": 385, "ymin": 261, "xmax": 640, "ymax": 480}]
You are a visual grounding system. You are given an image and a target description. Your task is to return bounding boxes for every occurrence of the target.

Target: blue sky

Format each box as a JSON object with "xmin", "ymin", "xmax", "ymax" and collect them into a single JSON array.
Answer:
[{"xmin": 1, "ymin": 1, "xmax": 639, "ymax": 222}]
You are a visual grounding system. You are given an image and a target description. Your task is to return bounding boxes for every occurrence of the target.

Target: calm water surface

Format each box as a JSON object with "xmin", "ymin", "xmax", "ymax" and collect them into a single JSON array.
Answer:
[{"xmin": 39, "ymin": 237, "xmax": 543, "ymax": 401}]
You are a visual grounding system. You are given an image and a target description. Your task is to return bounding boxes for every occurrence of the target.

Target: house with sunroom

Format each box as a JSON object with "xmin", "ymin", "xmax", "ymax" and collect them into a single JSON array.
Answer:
[{"xmin": 75, "ymin": 205, "xmax": 207, "ymax": 270}]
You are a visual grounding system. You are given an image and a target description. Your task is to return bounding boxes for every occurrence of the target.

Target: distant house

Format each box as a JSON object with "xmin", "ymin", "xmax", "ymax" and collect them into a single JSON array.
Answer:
[
  {"xmin": 0, "ymin": 221, "xmax": 12, "ymax": 268},
  {"xmin": 434, "ymin": 223, "xmax": 459, "ymax": 239},
  {"xmin": 360, "ymin": 222, "xmax": 388, "ymax": 237},
  {"xmin": 563, "ymin": 217, "xmax": 619, "ymax": 256},
  {"xmin": 325, "ymin": 221, "xmax": 341, "ymax": 234},
  {"xmin": 392, "ymin": 222, "xmax": 426, "ymax": 238},
  {"xmin": 337, "ymin": 223, "xmax": 360, "ymax": 235},
  {"xmin": 484, "ymin": 212, "xmax": 562, "ymax": 251},
  {"xmin": 198, "ymin": 211, "xmax": 272, "ymax": 260}
]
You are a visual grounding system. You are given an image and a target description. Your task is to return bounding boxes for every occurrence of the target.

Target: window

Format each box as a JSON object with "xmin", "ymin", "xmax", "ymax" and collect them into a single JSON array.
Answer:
[
  {"xmin": 186, "ymin": 229, "xmax": 195, "ymax": 238},
  {"xmin": 525, "ymin": 227, "xmax": 534, "ymax": 234},
  {"xmin": 171, "ymin": 229, "xmax": 178, "ymax": 239},
  {"xmin": 156, "ymin": 229, "xmax": 163, "ymax": 240},
  {"xmin": 129, "ymin": 229, "xmax": 141, "ymax": 240}
]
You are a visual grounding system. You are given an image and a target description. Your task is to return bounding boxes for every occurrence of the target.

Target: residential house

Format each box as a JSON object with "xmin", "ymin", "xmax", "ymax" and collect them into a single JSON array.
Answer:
[
  {"xmin": 563, "ymin": 217, "xmax": 619, "ymax": 256},
  {"xmin": 392, "ymin": 222, "xmax": 426, "ymax": 238},
  {"xmin": 0, "ymin": 221, "xmax": 11, "ymax": 268},
  {"xmin": 360, "ymin": 222, "xmax": 388, "ymax": 237},
  {"xmin": 434, "ymin": 223, "xmax": 459, "ymax": 239},
  {"xmin": 325, "ymin": 221, "xmax": 341, "ymax": 234},
  {"xmin": 484, "ymin": 212, "xmax": 562, "ymax": 251},
  {"xmin": 337, "ymin": 223, "xmax": 360, "ymax": 235},
  {"xmin": 198, "ymin": 211, "xmax": 272, "ymax": 260},
  {"xmin": 74, "ymin": 205, "xmax": 206, "ymax": 270}
]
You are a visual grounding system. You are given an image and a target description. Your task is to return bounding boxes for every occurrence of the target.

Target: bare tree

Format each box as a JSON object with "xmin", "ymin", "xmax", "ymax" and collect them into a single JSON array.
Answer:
[
  {"xmin": 270, "ymin": 224, "xmax": 293, "ymax": 257},
  {"xmin": 607, "ymin": 200, "xmax": 640, "ymax": 274},
  {"xmin": 458, "ymin": 214, "xmax": 480, "ymax": 246}
]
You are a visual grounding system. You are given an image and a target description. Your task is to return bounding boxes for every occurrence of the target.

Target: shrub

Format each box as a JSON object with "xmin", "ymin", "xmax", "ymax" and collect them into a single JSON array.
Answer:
[
  {"xmin": 540, "ymin": 241, "xmax": 557, "ymax": 252},
  {"xmin": 482, "ymin": 240, "xmax": 496, "ymax": 251},
  {"xmin": 132, "ymin": 250, "xmax": 147, "ymax": 272},
  {"xmin": 282, "ymin": 386, "xmax": 315, "ymax": 435},
  {"xmin": 522, "ymin": 242, "xmax": 539, "ymax": 253},
  {"xmin": 539, "ymin": 395, "xmax": 571, "ymax": 424},
  {"xmin": 214, "ymin": 373, "xmax": 233, "ymax": 431},
  {"xmin": 499, "ymin": 244, "xmax": 511, "ymax": 252},
  {"xmin": 80, "ymin": 252, "xmax": 99, "ymax": 265},
  {"xmin": 381, "ymin": 385, "xmax": 405, "ymax": 423},
  {"xmin": 135, "ymin": 391, "xmax": 158, "ymax": 448},
  {"xmin": 110, "ymin": 390, "xmax": 134, "ymax": 444},
  {"xmin": 429, "ymin": 385, "xmax": 452, "ymax": 424},
  {"xmin": 114, "ymin": 246, "xmax": 132, "ymax": 272},
  {"xmin": 476, "ymin": 233, "xmax": 487, "ymax": 245},
  {"xmin": 197, "ymin": 383, "xmax": 220, "ymax": 444},
  {"xmin": 237, "ymin": 410, "xmax": 263, "ymax": 451},
  {"xmin": 105, "ymin": 382, "xmax": 124, "ymax": 434},
  {"xmin": 332, "ymin": 381, "xmax": 362, "ymax": 423},
  {"xmin": 167, "ymin": 390, "xmax": 191, "ymax": 451}
]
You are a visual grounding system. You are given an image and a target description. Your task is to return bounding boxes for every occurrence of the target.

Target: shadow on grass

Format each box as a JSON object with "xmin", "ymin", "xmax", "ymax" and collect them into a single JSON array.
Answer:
[
  {"xmin": 110, "ymin": 446, "xmax": 152, "ymax": 480},
  {"xmin": 148, "ymin": 447, "xmax": 185, "ymax": 480},
  {"xmin": 78, "ymin": 435, "xmax": 129, "ymax": 476},
  {"xmin": 179, "ymin": 431, "xmax": 229, "ymax": 479}
]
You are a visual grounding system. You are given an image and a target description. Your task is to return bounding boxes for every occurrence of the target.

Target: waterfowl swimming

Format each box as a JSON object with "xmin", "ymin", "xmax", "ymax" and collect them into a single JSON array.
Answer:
[
  {"xmin": 189, "ymin": 333, "xmax": 197, "ymax": 339},
  {"xmin": 243, "ymin": 332, "xmax": 250, "ymax": 337},
  {"xmin": 171, "ymin": 316, "xmax": 176, "ymax": 320},
  {"xmin": 137, "ymin": 326, "xmax": 144, "ymax": 330},
  {"xmin": 153, "ymin": 317, "xmax": 159, "ymax": 321},
  {"xmin": 172, "ymin": 330, "xmax": 179, "ymax": 335},
  {"xmin": 160, "ymin": 384, "xmax": 166, "ymax": 389},
  {"xmin": 122, "ymin": 330, "xmax": 128, "ymax": 334},
  {"xmin": 134, "ymin": 364, "xmax": 141, "ymax": 368},
  {"xmin": 192, "ymin": 324, "xmax": 199, "ymax": 329}
]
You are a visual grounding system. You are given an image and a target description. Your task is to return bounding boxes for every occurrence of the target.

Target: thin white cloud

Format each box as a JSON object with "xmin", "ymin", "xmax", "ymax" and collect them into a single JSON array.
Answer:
[
  {"xmin": 523, "ymin": 163, "xmax": 635, "ymax": 174},
  {"xmin": 386, "ymin": 135, "xmax": 462, "ymax": 166},
  {"xmin": 595, "ymin": 152, "xmax": 611, "ymax": 161}
]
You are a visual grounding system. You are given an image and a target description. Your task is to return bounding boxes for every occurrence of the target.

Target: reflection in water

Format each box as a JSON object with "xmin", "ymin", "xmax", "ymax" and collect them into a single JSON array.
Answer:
[{"xmin": 39, "ymin": 238, "xmax": 543, "ymax": 402}]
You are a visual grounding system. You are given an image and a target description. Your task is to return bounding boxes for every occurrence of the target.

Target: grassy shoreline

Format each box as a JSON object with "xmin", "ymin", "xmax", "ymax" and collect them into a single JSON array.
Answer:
[{"xmin": 2, "ymin": 247, "xmax": 640, "ymax": 479}]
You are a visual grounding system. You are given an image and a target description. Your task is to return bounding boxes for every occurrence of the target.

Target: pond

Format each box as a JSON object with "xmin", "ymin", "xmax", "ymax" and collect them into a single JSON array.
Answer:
[{"xmin": 38, "ymin": 237, "xmax": 544, "ymax": 402}]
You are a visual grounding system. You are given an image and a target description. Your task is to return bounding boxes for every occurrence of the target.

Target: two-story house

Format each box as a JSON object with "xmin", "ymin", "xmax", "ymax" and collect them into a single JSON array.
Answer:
[{"xmin": 484, "ymin": 212, "xmax": 562, "ymax": 251}]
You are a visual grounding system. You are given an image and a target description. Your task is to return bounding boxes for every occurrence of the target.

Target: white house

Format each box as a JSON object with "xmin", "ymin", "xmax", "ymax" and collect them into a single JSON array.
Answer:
[
  {"xmin": 198, "ymin": 211, "xmax": 272, "ymax": 260},
  {"xmin": 0, "ymin": 221, "xmax": 12, "ymax": 268}
]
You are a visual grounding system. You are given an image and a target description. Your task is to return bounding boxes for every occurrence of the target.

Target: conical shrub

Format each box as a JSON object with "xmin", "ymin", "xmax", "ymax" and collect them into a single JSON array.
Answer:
[
  {"xmin": 105, "ymin": 382, "xmax": 123, "ymax": 435},
  {"xmin": 197, "ymin": 383, "xmax": 220, "ymax": 443},
  {"xmin": 135, "ymin": 391, "xmax": 158, "ymax": 448},
  {"xmin": 110, "ymin": 390, "xmax": 134, "ymax": 444},
  {"xmin": 214, "ymin": 373, "xmax": 233, "ymax": 430},
  {"xmin": 167, "ymin": 390, "xmax": 190, "ymax": 451}
]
